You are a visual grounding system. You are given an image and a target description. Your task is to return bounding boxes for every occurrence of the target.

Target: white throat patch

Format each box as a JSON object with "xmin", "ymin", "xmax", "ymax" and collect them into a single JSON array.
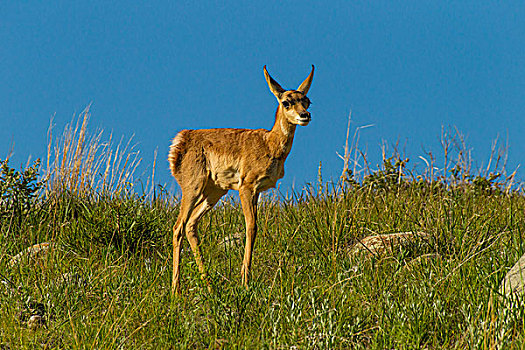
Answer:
[{"xmin": 280, "ymin": 117, "xmax": 289, "ymax": 136}]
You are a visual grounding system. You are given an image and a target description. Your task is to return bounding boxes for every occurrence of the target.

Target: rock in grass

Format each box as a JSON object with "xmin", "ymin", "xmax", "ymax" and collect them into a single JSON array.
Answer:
[
  {"xmin": 218, "ymin": 232, "xmax": 244, "ymax": 249},
  {"xmin": 402, "ymin": 253, "xmax": 442, "ymax": 271},
  {"xmin": 349, "ymin": 232, "xmax": 430, "ymax": 257},
  {"xmin": 27, "ymin": 315, "xmax": 45, "ymax": 330},
  {"xmin": 8, "ymin": 242, "xmax": 56, "ymax": 267},
  {"xmin": 500, "ymin": 253, "xmax": 525, "ymax": 297},
  {"xmin": 19, "ymin": 300, "xmax": 47, "ymax": 330}
]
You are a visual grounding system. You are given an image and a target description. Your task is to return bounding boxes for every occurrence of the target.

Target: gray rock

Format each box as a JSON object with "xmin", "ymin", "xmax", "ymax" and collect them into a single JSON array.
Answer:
[
  {"xmin": 8, "ymin": 242, "xmax": 56, "ymax": 267},
  {"xmin": 218, "ymin": 232, "xmax": 244, "ymax": 249},
  {"xmin": 500, "ymin": 253, "xmax": 525, "ymax": 297},
  {"xmin": 27, "ymin": 315, "xmax": 45, "ymax": 330},
  {"xmin": 349, "ymin": 231, "xmax": 430, "ymax": 257}
]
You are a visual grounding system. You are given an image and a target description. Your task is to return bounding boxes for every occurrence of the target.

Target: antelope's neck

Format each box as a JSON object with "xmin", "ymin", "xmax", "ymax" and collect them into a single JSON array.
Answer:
[{"xmin": 267, "ymin": 105, "xmax": 297, "ymax": 159}]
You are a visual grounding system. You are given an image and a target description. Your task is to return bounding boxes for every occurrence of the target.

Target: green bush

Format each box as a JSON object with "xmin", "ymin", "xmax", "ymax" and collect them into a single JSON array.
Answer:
[{"xmin": 0, "ymin": 159, "xmax": 44, "ymax": 221}]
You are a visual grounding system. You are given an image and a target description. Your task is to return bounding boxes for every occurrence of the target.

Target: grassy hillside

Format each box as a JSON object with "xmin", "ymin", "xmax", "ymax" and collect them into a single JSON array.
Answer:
[{"xmin": 1, "ymin": 113, "xmax": 524, "ymax": 349}]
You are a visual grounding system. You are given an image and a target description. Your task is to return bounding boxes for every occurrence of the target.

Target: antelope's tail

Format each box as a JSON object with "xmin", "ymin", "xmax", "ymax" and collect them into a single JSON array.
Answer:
[{"xmin": 168, "ymin": 130, "xmax": 188, "ymax": 177}]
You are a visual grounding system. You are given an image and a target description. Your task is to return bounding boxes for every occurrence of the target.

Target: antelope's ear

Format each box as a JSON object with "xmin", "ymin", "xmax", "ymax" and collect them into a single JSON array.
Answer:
[
  {"xmin": 264, "ymin": 65, "xmax": 285, "ymax": 99},
  {"xmin": 297, "ymin": 65, "xmax": 315, "ymax": 94}
]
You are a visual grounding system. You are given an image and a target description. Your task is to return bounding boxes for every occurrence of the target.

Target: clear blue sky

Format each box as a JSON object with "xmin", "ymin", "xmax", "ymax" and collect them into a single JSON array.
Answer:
[{"xmin": 1, "ymin": 2, "xmax": 524, "ymax": 192}]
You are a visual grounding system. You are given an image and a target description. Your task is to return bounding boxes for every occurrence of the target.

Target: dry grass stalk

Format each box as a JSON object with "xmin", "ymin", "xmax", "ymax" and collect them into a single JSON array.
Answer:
[
  {"xmin": 44, "ymin": 106, "xmax": 141, "ymax": 196},
  {"xmin": 337, "ymin": 111, "xmax": 374, "ymax": 187}
]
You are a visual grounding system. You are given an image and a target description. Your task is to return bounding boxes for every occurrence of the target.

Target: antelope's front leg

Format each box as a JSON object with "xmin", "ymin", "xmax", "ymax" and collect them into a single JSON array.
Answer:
[{"xmin": 239, "ymin": 188, "xmax": 259, "ymax": 286}]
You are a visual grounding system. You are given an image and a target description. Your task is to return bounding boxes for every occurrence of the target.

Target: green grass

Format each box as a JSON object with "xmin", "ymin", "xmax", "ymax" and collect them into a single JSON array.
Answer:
[
  {"xmin": 1, "ymin": 113, "xmax": 525, "ymax": 348},
  {"xmin": 1, "ymin": 183, "xmax": 525, "ymax": 349}
]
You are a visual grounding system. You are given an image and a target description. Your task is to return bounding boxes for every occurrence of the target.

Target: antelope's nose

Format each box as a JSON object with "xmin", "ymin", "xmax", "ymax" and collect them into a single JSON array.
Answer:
[{"xmin": 300, "ymin": 112, "xmax": 311, "ymax": 120}]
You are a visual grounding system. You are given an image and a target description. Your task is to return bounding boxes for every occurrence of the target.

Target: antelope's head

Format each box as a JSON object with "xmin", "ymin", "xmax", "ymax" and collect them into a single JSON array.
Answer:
[{"xmin": 264, "ymin": 65, "xmax": 314, "ymax": 126}]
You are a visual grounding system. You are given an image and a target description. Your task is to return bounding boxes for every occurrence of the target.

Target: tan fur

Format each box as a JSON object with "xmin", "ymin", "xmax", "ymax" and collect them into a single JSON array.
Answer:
[{"xmin": 169, "ymin": 65, "xmax": 314, "ymax": 295}]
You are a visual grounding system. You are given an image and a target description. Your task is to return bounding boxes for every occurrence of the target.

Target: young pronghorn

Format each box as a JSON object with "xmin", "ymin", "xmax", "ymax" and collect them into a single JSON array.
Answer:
[{"xmin": 168, "ymin": 65, "xmax": 314, "ymax": 294}]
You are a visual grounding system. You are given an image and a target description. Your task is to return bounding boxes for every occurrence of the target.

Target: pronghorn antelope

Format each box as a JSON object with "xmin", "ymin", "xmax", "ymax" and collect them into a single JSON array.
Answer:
[{"xmin": 168, "ymin": 65, "xmax": 314, "ymax": 294}]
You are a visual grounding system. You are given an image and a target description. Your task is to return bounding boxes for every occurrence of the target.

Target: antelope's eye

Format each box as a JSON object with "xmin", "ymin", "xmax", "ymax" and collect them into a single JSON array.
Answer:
[{"xmin": 282, "ymin": 101, "xmax": 290, "ymax": 108}]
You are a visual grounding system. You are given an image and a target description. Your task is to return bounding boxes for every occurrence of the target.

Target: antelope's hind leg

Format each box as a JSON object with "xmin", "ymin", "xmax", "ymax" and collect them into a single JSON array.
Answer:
[
  {"xmin": 172, "ymin": 192, "xmax": 201, "ymax": 296},
  {"xmin": 184, "ymin": 185, "xmax": 226, "ymax": 291}
]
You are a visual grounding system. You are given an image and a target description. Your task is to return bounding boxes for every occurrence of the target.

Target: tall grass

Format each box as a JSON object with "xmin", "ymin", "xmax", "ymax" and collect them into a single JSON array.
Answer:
[
  {"xmin": 0, "ymin": 111, "xmax": 524, "ymax": 348},
  {"xmin": 45, "ymin": 106, "xmax": 142, "ymax": 197}
]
